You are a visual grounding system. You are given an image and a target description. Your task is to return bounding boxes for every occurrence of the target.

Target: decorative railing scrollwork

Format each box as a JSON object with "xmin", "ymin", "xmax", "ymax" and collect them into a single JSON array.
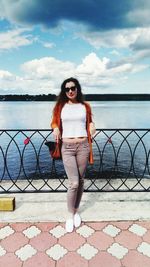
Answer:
[{"xmin": 0, "ymin": 129, "xmax": 150, "ymax": 193}]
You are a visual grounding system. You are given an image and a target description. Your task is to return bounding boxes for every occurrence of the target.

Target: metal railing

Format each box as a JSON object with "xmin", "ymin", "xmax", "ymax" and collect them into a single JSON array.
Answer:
[{"xmin": 0, "ymin": 129, "xmax": 150, "ymax": 193}]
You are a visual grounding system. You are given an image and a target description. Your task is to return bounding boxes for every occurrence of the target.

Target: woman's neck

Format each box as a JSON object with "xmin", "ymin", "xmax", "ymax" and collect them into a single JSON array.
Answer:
[{"xmin": 67, "ymin": 99, "xmax": 78, "ymax": 104}]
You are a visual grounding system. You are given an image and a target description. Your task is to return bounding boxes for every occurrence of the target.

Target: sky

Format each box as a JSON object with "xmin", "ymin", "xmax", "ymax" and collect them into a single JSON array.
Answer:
[{"xmin": 0, "ymin": 0, "xmax": 150, "ymax": 95}]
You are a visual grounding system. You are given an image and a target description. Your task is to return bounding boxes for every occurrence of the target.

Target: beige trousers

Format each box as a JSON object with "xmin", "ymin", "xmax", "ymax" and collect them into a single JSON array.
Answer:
[{"xmin": 62, "ymin": 139, "xmax": 90, "ymax": 213}]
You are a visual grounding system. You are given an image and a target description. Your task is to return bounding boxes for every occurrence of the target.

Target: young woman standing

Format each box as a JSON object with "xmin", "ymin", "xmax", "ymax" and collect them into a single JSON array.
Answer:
[{"xmin": 51, "ymin": 77, "xmax": 96, "ymax": 232}]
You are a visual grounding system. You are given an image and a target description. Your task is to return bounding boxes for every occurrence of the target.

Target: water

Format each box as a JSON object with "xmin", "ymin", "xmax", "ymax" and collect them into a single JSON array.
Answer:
[
  {"xmin": 1, "ymin": 101, "xmax": 150, "ymax": 180},
  {"xmin": 1, "ymin": 101, "xmax": 150, "ymax": 129},
  {"xmin": 93, "ymin": 101, "xmax": 150, "ymax": 129}
]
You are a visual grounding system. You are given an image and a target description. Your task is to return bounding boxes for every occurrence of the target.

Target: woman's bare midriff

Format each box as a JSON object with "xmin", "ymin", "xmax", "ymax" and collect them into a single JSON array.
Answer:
[{"xmin": 62, "ymin": 137, "xmax": 88, "ymax": 143}]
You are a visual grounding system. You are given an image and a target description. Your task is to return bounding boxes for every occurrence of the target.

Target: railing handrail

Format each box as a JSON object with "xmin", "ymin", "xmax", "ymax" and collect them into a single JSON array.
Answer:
[
  {"xmin": 1, "ymin": 128, "xmax": 150, "ymax": 193},
  {"xmin": 1, "ymin": 128, "xmax": 150, "ymax": 131}
]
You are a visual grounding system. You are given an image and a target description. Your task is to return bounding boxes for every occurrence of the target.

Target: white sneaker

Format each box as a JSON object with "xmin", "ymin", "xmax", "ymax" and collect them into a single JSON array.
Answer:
[
  {"xmin": 74, "ymin": 213, "xmax": 81, "ymax": 228},
  {"xmin": 65, "ymin": 218, "xmax": 74, "ymax": 233}
]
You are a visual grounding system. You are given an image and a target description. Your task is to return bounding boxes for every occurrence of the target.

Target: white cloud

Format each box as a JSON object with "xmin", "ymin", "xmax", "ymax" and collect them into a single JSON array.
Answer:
[
  {"xmin": 78, "ymin": 29, "xmax": 137, "ymax": 49},
  {"xmin": 21, "ymin": 57, "xmax": 75, "ymax": 81},
  {"xmin": 0, "ymin": 52, "xmax": 147, "ymax": 94},
  {"xmin": 110, "ymin": 50, "xmax": 121, "ymax": 56},
  {"xmin": 130, "ymin": 64, "xmax": 148, "ymax": 74},
  {"xmin": 42, "ymin": 42, "xmax": 55, "ymax": 49},
  {"xmin": 76, "ymin": 53, "xmax": 109, "ymax": 76},
  {"xmin": 0, "ymin": 70, "xmax": 14, "ymax": 80},
  {"xmin": 130, "ymin": 28, "xmax": 150, "ymax": 51},
  {"xmin": 0, "ymin": 28, "xmax": 34, "ymax": 50},
  {"xmin": 0, "ymin": 70, "xmax": 24, "ymax": 93},
  {"xmin": 78, "ymin": 27, "xmax": 150, "ymax": 53},
  {"xmin": 127, "ymin": 7, "xmax": 150, "ymax": 26}
]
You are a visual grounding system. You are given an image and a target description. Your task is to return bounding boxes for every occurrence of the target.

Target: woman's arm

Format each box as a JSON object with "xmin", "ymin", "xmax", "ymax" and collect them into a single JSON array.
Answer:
[
  {"xmin": 89, "ymin": 121, "xmax": 96, "ymax": 136},
  {"xmin": 53, "ymin": 127, "xmax": 61, "ymax": 143},
  {"xmin": 51, "ymin": 105, "xmax": 61, "ymax": 143},
  {"xmin": 85, "ymin": 102, "xmax": 96, "ymax": 136}
]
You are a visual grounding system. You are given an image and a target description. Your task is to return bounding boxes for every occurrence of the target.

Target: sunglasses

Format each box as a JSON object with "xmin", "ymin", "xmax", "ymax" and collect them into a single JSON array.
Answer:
[{"xmin": 65, "ymin": 86, "xmax": 76, "ymax": 93}]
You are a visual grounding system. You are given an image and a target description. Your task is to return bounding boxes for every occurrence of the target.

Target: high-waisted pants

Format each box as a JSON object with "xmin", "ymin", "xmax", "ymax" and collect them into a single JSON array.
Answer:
[{"xmin": 61, "ymin": 139, "xmax": 90, "ymax": 213}]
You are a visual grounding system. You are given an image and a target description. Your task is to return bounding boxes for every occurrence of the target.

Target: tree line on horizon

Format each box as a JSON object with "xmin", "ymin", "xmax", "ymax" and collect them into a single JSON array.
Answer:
[{"xmin": 1, "ymin": 93, "xmax": 150, "ymax": 101}]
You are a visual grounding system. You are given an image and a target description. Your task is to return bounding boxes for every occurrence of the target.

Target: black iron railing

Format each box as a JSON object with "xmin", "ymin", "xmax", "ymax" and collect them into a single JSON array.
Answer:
[{"xmin": 0, "ymin": 129, "xmax": 150, "ymax": 193}]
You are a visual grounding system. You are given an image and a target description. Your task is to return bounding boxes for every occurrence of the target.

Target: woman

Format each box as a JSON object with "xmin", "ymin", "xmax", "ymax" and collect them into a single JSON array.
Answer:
[{"xmin": 51, "ymin": 77, "xmax": 96, "ymax": 232}]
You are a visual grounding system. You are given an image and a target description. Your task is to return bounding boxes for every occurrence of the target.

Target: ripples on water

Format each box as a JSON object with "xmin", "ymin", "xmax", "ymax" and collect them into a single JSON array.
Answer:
[{"xmin": 1, "ymin": 101, "xmax": 150, "ymax": 179}]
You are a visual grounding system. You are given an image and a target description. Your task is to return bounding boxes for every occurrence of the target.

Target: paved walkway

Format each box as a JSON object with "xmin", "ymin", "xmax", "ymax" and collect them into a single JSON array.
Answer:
[
  {"xmin": 0, "ymin": 221, "xmax": 150, "ymax": 267},
  {"xmin": 1, "ymin": 192, "xmax": 150, "ymax": 266}
]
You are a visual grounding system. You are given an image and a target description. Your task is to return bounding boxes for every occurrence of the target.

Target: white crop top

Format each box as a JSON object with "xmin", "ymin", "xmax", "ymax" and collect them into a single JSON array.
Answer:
[{"xmin": 61, "ymin": 103, "xmax": 87, "ymax": 138}]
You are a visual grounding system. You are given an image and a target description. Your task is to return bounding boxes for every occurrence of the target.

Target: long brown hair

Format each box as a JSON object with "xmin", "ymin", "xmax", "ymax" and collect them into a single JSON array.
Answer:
[{"xmin": 56, "ymin": 77, "xmax": 84, "ymax": 105}]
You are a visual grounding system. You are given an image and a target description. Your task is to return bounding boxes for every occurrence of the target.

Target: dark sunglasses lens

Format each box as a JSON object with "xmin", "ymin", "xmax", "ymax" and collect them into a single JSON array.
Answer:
[{"xmin": 65, "ymin": 86, "xmax": 76, "ymax": 92}]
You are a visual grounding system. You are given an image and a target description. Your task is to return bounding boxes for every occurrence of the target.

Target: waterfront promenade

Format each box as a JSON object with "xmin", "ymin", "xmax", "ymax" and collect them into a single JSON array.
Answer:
[{"xmin": 1, "ymin": 192, "xmax": 150, "ymax": 266}]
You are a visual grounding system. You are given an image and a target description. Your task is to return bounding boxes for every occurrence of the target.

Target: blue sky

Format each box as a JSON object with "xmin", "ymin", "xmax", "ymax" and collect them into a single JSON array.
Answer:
[{"xmin": 0, "ymin": 0, "xmax": 150, "ymax": 95}]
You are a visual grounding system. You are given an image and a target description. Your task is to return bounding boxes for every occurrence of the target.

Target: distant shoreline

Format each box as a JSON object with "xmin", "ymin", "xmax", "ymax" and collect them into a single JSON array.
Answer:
[{"xmin": 1, "ymin": 94, "xmax": 150, "ymax": 101}]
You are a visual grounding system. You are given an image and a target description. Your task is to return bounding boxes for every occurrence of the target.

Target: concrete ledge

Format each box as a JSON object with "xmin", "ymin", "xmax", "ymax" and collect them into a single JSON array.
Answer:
[{"xmin": 1, "ymin": 192, "xmax": 150, "ymax": 222}]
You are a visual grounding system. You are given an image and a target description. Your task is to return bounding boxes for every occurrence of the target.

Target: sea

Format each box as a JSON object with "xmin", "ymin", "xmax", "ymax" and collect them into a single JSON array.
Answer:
[
  {"xmin": 1, "ymin": 101, "xmax": 150, "ymax": 129},
  {"xmin": 0, "ymin": 101, "xmax": 150, "ymax": 180}
]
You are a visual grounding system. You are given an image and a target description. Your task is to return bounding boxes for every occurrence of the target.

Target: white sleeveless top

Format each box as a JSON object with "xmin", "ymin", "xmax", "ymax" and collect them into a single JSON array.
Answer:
[{"xmin": 61, "ymin": 103, "xmax": 87, "ymax": 138}]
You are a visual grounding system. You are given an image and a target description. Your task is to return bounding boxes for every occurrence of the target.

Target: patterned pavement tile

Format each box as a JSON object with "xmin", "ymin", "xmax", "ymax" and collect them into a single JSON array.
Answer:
[
  {"xmin": 23, "ymin": 252, "xmax": 55, "ymax": 267},
  {"xmin": 1, "ymin": 221, "xmax": 150, "ymax": 266},
  {"xmin": 77, "ymin": 243, "xmax": 98, "ymax": 260},
  {"xmin": 76, "ymin": 224, "xmax": 95, "ymax": 238},
  {"xmin": 37, "ymin": 222, "xmax": 58, "ymax": 232},
  {"xmin": 10, "ymin": 223, "xmax": 33, "ymax": 232},
  {"xmin": 1, "ymin": 232, "xmax": 28, "ymax": 252},
  {"xmin": 107, "ymin": 242, "xmax": 128, "ymax": 260},
  {"xmin": 143, "ymin": 230, "xmax": 150, "ymax": 243},
  {"xmin": 115, "ymin": 230, "xmax": 142, "ymax": 249},
  {"xmin": 87, "ymin": 231, "xmax": 113, "ymax": 250},
  {"xmin": 0, "ymin": 253, "xmax": 22, "ymax": 267},
  {"xmin": 59, "ymin": 231, "xmax": 85, "ymax": 251},
  {"xmin": 15, "ymin": 244, "xmax": 37, "ymax": 261},
  {"xmin": 137, "ymin": 221, "xmax": 150, "ymax": 230},
  {"xmin": 23, "ymin": 225, "xmax": 41, "ymax": 239},
  {"xmin": 103, "ymin": 224, "xmax": 121, "ymax": 237},
  {"xmin": 56, "ymin": 251, "xmax": 88, "ymax": 267},
  {"xmin": 29, "ymin": 232, "xmax": 57, "ymax": 251},
  {"xmin": 110, "ymin": 221, "xmax": 132, "ymax": 230},
  {"xmin": 129, "ymin": 223, "xmax": 147, "ymax": 236},
  {"xmin": 0, "ymin": 245, "xmax": 6, "ymax": 257},
  {"xmin": 122, "ymin": 250, "xmax": 150, "ymax": 267},
  {"xmin": 89, "ymin": 251, "xmax": 122, "ymax": 267},
  {"xmin": 0, "ymin": 223, "xmax": 8, "ymax": 228},
  {"xmin": 50, "ymin": 225, "xmax": 66, "ymax": 238},
  {"xmin": 0, "ymin": 225, "xmax": 14, "ymax": 240},
  {"xmin": 46, "ymin": 244, "xmax": 67, "ymax": 261},
  {"xmin": 86, "ymin": 222, "xmax": 109, "ymax": 231},
  {"xmin": 137, "ymin": 242, "xmax": 150, "ymax": 257}
]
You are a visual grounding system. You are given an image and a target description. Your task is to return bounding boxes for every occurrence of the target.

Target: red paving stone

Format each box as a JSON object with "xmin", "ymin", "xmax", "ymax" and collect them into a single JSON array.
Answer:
[
  {"xmin": 110, "ymin": 221, "xmax": 132, "ymax": 230},
  {"xmin": 36, "ymin": 222, "xmax": 59, "ymax": 232},
  {"xmin": 122, "ymin": 250, "xmax": 150, "ymax": 267},
  {"xmin": 57, "ymin": 252, "xmax": 88, "ymax": 267},
  {"xmin": 0, "ymin": 223, "xmax": 8, "ymax": 228},
  {"xmin": 59, "ymin": 231, "xmax": 85, "ymax": 251},
  {"xmin": 0, "ymin": 221, "xmax": 150, "ymax": 267},
  {"xmin": 0, "ymin": 253, "xmax": 22, "ymax": 267},
  {"xmin": 115, "ymin": 230, "xmax": 142, "ymax": 249},
  {"xmin": 88, "ymin": 251, "xmax": 121, "ymax": 267},
  {"xmin": 87, "ymin": 231, "xmax": 114, "ymax": 250},
  {"xmin": 1, "ymin": 232, "xmax": 28, "ymax": 252},
  {"xmin": 10, "ymin": 223, "xmax": 33, "ymax": 232},
  {"xmin": 29, "ymin": 232, "xmax": 57, "ymax": 251},
  {"xmin": 143, "ymin": 229, "xmax": 150, "ymax": 243},
  {"xmin": 134, "ymin": 221, "xmax": 150, "ymax": 230},
  {"xmin": 23, "ymin": 252, "xmax": 55, "ymax": 267},
  {"xmin": 86, "ymin": 222, "xmax": 108, "ymax": 231}
]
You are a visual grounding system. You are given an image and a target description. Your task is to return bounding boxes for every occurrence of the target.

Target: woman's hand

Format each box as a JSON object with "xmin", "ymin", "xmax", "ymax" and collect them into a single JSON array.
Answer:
[
  {"xmin": 89, "ymin": 122, "xmax": 96, "ymax": 137},
  {"xmin": 53, "ymin": 127, "xmax": 61, "ymax": 143}
]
